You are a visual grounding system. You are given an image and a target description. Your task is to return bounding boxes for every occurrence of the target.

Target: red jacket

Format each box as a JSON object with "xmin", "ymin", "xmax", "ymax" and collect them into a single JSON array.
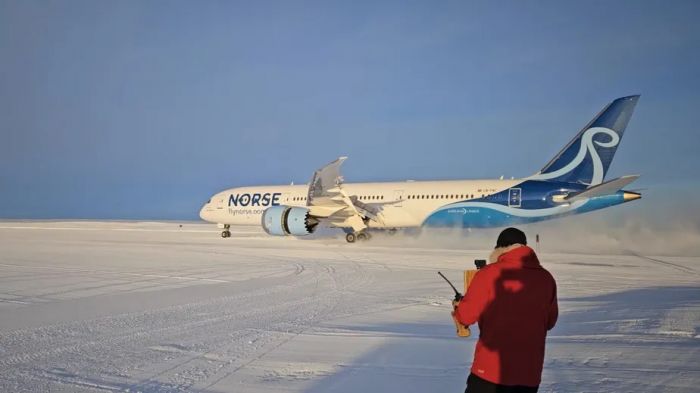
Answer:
[{"xmin": 455, "ymin": 246, "xmax": 558, "ymax": 387}]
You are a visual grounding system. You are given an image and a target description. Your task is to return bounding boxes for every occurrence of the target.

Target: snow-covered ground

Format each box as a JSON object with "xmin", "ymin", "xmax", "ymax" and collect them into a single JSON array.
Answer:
[{"xmin": 0, "ymin": 221, "xmax": 698, "ymax": 393}]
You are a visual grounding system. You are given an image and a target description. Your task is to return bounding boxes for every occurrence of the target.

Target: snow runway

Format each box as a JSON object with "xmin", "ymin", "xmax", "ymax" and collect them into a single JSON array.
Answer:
[{"xmin": 0, "ymin": 221, "xmax": 698, "ymax": 392}]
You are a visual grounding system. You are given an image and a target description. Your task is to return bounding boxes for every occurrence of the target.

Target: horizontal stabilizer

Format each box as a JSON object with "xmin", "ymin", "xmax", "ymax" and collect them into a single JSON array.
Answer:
[{"xmin": 565, "ymin": 175, "xmax": 639, "ymax": 202}]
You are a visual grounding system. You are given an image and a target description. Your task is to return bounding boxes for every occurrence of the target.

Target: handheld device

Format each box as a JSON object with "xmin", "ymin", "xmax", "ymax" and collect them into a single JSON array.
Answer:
[{"xmin": 438, "ymin": 271, "xmax": 471, "ymax": 337}]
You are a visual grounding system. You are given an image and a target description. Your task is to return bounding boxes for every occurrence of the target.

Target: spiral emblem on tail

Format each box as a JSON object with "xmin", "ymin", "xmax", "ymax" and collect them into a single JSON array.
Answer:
[{"xmin": 531, "ymin": 127, "xmax": 619, "ymax": 185}]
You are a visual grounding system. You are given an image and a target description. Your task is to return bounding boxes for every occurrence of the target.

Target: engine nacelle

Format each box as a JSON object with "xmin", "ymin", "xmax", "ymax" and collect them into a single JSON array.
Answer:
[{"xmin": 261, "ymin": 206, "xmax": 319, "ymax": 236}]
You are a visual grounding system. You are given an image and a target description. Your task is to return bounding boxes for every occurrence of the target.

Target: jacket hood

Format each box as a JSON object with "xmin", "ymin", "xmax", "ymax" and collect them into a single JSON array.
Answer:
[{"xmin": 497, "ymin": 245, "xmax": 541, "ymax": 268}]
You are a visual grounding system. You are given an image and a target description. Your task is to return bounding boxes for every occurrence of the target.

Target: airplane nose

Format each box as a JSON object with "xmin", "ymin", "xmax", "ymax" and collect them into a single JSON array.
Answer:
[{"xmin": 199, "ymin": 203, "xmax": 211, "ymax": 221}]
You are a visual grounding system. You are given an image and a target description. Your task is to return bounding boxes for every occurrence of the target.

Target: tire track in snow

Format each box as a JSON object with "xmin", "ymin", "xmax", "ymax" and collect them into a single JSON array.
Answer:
[
  {"xmin": 0, "ymin": 263, "xmax": 317, "ymax": 370},
  {"xmin": 627, "ymin": 252, "xmax": 698, "ymax": 275}
]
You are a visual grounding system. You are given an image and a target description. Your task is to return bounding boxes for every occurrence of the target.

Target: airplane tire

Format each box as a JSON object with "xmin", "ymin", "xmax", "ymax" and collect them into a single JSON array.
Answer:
[
  {"xmin": 222, "ymin": 231, "xmax": 231, "ymax": 238},
  {"xmin": 345, "ymin": 233, "xmax": 356, "ymax": 243},
  {"xmin": 357, "ymin": 232, "xmax": 368, "ymax": 241}
]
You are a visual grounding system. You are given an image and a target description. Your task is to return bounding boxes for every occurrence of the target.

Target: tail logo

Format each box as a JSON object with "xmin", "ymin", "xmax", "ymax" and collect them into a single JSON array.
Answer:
[{"xmin": 531, "ymin": 127, "xmax": 619, "ymax": 185}]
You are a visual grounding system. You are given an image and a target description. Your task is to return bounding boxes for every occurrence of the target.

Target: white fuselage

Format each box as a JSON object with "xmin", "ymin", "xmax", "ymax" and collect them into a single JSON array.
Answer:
[
  {"xmin": 199, "ymin": 96, "xmax": 643, "ymax": 236},
  {"xmin": 200, "ymin": 179, "xmax": 520, "ymax": 228}
]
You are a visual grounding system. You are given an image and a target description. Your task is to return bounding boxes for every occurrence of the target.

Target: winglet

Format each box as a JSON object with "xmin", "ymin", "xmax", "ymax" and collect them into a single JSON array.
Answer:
[{"xmin": 309, "ymin": 157, "xmax": 347, "ymax": 195}]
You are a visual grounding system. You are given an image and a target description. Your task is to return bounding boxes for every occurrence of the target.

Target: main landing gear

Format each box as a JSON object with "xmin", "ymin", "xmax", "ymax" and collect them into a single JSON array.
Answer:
[
  {"xmin": 221, "ymin": 224, "xmax": 231, "ymax": 238},
  {"xmin": 345, "ymin": 231, "xmax": 372, "ymax": 243}
]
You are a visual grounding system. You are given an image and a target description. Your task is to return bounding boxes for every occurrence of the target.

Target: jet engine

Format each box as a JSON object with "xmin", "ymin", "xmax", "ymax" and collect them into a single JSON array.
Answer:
[{"xmin": 261, "ymin": 206, "xmax": 319, "ymax": 236}]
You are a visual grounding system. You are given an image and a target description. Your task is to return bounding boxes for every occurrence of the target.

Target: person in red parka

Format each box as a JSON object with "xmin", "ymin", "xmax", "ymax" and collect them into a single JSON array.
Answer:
[{"xmin": 455, "ymin": 227, "xmax": 558, "ymax": 393}]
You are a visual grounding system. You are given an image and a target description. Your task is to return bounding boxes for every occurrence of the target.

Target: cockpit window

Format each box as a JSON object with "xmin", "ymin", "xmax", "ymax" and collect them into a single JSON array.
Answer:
[{"xmin": 207, "ymin": 199, "xmax": 211, "ymax": 204}]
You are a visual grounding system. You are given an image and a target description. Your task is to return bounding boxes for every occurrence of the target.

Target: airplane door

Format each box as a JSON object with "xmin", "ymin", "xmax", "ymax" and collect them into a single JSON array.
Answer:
[
  {"xmin": 393, "ymin": 190, "xmax": 404, "ymax": 207},
  {"xmin": 508, "ymin": 188, "xmax": 522, "ymax": 207}
]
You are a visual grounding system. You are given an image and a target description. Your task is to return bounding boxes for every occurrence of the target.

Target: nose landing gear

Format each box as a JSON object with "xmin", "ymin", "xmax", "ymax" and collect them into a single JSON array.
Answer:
[{"xmin": 221, "ymin": 224, "xmax": 231, "ymax": 238}]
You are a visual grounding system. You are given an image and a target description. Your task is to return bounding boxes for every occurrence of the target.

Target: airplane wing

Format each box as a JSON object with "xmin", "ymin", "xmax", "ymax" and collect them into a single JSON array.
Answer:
[
  {"xmin": 305, "ymin": 157, "xmax": 397, "ymax": 232},
  {"xmin": 564, "ymin": 175, "xmax": 639, "ymax": 202}
]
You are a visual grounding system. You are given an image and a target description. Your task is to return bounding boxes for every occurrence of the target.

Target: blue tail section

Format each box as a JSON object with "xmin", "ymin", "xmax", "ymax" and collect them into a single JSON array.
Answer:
[{"xmin": 531, "ymin": 95, "xmax": 640, "ymax": 185}]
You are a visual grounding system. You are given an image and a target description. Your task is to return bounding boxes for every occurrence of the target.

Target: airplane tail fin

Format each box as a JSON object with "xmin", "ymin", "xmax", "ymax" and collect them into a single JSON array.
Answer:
[{"xmin": 531, "ymin": 95, "xmax": 640, "ymax": 185}]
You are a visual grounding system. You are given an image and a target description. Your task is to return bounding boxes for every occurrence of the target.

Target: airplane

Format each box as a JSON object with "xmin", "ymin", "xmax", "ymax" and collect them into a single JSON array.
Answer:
[{"xmin": 200, "ymin": 95, "xmax": 642, "ymax": 243}]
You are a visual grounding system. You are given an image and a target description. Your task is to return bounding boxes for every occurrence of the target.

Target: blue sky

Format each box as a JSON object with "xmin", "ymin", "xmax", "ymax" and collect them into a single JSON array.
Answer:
[{"xmin": 1, "ymin": 0, "xmax": 699, "ymax": 219}]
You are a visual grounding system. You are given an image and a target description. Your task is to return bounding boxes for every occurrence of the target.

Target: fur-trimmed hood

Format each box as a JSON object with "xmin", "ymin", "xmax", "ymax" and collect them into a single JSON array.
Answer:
[
  {"xmin": 488, "ymin": 243, "xmax": 525, "ymax": 263},
  {"xmin": 488, "ymin": 244, "xmax": 541, "ymax": 268}
]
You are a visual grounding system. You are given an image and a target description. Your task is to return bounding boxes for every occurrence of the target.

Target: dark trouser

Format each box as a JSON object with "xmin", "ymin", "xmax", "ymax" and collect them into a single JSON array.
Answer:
[{"xmin": 465, "ymin": 373, "xmax": 538, "ymax": 393}]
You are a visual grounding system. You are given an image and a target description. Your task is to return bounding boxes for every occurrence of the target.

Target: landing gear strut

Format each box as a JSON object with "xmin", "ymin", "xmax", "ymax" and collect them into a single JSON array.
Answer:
[{"xmin": 221, "ymin": 224, "xmax": 231, "ymax": 238}]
